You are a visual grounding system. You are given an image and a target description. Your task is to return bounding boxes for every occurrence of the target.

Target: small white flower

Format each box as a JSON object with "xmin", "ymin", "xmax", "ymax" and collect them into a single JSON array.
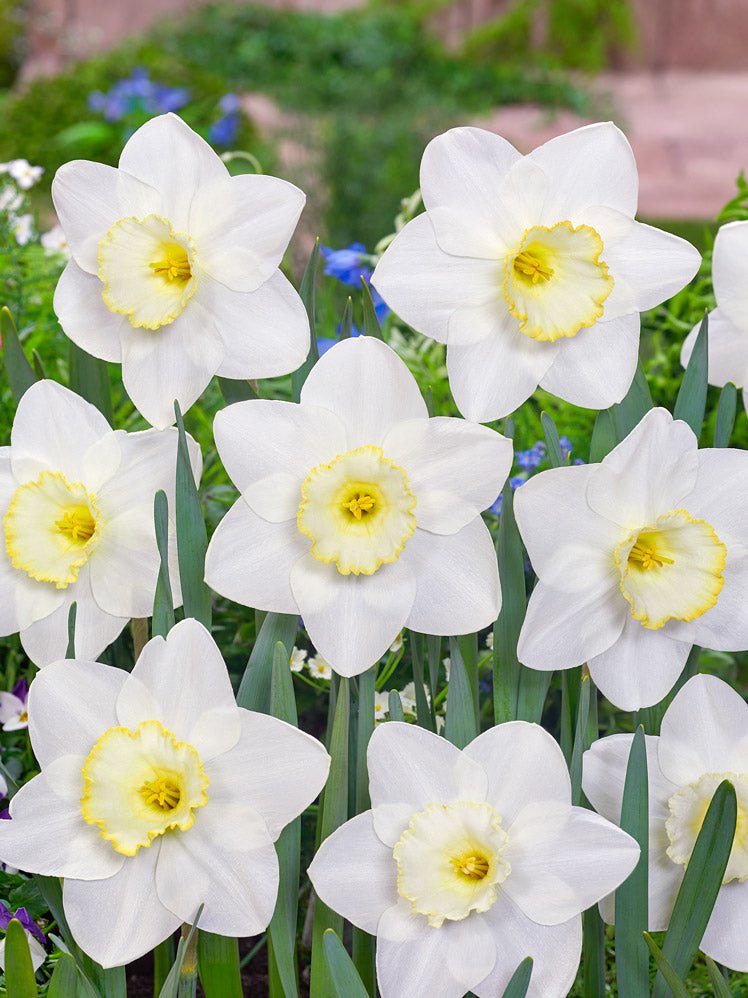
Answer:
[
  {"xmin": 374, "ymin": 691, "xmax": 390, "ymax": 722},
  {"xmin": 515, "ymin": 407, "xmax": 748, "ymax": 709},
  {"xmin": 0, "ymin": 184, "xmax": 22, "ymax": 217},
  {"xmin": 0, "ymin": 380, "xmax": 201, "ymax": 665},
  {"xmin": 372, "ymin": 123, "xmax": 700, "ymax": 421},
  {"xmin": 398, "ymin": 681, "xmax": 419, "ymax": 714},
  {"xmin": 41, "ymin": 223, "xmax": 70, "ymax": 258},
  {"xmin": 289, "ymin": 647, "xmax": 307, "ymax": 673},
  {"xmin": 0, "ymin": 682, "xmax": 28, "ymax": 731},
  {"xmin": 7, "ymin": 160, "xmax": 43, "ymax": 191},
  {"xmin": 584, "ymin": 674, "xmax": 748, "ymax": 972},
  {"xmin": 52, "ymin": 114, "xmax": 309, "ymax": 429},
  {"xmin": 12, "ymin": 214, "xmax": 33, "ymax": 246},
  {"xmin": 205, "ymin": 337, "xmax": 511, "ymax": 677},
  {"xmin": 308, "ymin": 655, "xmax": 332, "ymax": 681},
  {"xmin": 309, "ymin": 722, "xmax": 638, "ymax": 997},
  {"xmin": 442, "ymin": 656, "xmax": 451, "ymax": 680},
  {"xmin": 485, "ymin": 632, "xmax": 494, "ymax": 650},
  {"xmin": 389, "ymin": 631, "xmax": 404, "ymax": 653},
  {"xmin": 0, "ymin": 619, "xmax": 330, "ymax": 968}
]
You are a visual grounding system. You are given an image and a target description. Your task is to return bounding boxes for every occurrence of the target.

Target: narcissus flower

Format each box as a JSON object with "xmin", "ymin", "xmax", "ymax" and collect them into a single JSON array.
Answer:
[
  {"xmin": 0, "ymin": 618, "xmax": 330, "ymax": 967},
  {"xmin": 515, "ymin": 408, "xmax": 748, "ymax": 709},
  {"xmin": 372, "ymin": 123, "xmax": 700, "ymax": 421},
  {"xmin": 205, "ymin": 337, "xmax": 511, "ymax": 677},
  {"xmin": 52, "ymin": 113, "xmax": 309, "ymax": 429},
  {"xmin": 309, "ymin": 722, "xmax": 638, "ymax": 997},
  {"xmin": 681, "ymin": 221, "xmax": 748, "ymax": 412},
  {"xmin": 583, "ymin": 674, "xmax": 748, "ymax": 972},
  {"xmin": 0, "ymin": 380, "xmax": 200, "ymax": 665}
]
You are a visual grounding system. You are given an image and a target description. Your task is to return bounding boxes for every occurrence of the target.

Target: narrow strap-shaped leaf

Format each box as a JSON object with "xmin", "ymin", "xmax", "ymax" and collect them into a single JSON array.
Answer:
[
  {"xmin": 268, "ymin": 642, "xmax": 301, "ymax": 998},
  {"xmin": 582, "ymin": 906, "xmax": 605, "ymax": 998},
  {"xmin": 674, "ymin": 312, "xmax": 708, "ymax": 436},
  {"xmin": 610, "ymin": 362, "xmax": 654, "ymax": 443},
  {"xmin": 615, "ymin": 726, "xmax": 650, "ymax": 998},
  {"xmin": 569, "ymin": 671, "xmax": 591, "ymax": 806},
  {"xmin": 310, "ymin": 680, "xmax": 350, "ymax": 997},
  {"xmin": 559, "ymin": 669, "xmax": 577, "ymax": 765},
  {"xmin": 47, "ymin": 952, "xmax": 98, "ymax": 998},
  {"xmin": 426, "ymin": 634, "xmax": 441, "ymax": 710},
  {"xmin": 1, "ymin": 306, "xmax": 36, "ymax": 401},
  {"xmin": 713, "ymin": 382, "xmax": 737, "ymax": 447},
  {"xmin": 4, "ymin": 918, "xmax": 39, "ymax": 996},
  {"xmin": 517, "ymin": 668, "xmax": 551, "ymax": 724},
  {"xmin": 196, "ymin": 932, "xmax": 242, "ymax": 998},
  {"xmin": 409, "ymin": 632, "xmax": 435, "ymax": 731},
  {"xmin": 360, "ymin": 278, "xmax": 384, "ymax": 340},
  {"xmin": 645, "ymin": 934, "xmax": 689, "ymax": 998},
  {"xmin": 31, "ymin": 349, "xmax": 46, "ymax": 381},
  {"xmin": 292, "ymin": 241, "xmax": 321, "ymax": 401},
  {"xmin": 152, "ymin": 490, "xmax": 175, "ymax": 639},
  {"xmin": 541, "ymin": 411, "xmax": 564, "ymax": 467},
  {"xmin": 69, "ymin": 340, "xmax": 113, "ymax": 423},
  {"xmin": 218, "ymin": 377, "xmax": 259, "ymax": 405},
  {"xmin": 589, "ymin": 408, "xmax": 617, "ymax": 464},
  {"xmin": 174, "ymin": 401, "xmax": 211, "ymax": 628},
  {"xmin": 388, "ymin": 689, "xmax": 405, "ymax": 722},
  {"xmin": 653, "ymin": 779, "xmax": 737, "ymax": 996},
  {"xmin": 322, "ymin": 929, "xmax": 369, "ymax": 998},
  {"xmin": 704, "ymin": 955, "xmax": 733, "ymax": 997},
  {"xmin": 446, "ymin": 636, "xmax": 478, "ymax": 748},
  {"xmin": 353, "ymin": 667, "xmax": 377, "ymax": 995},
  {"xmin": 66, "ymin": 602, "xmax": 77, "ymax": 658},
  {"xmin": 154, "ymin": 939, "xmax": 176, "ymax": 996},
  {"xmin": 493, "ymin": 475, "xmax": 526, "ymax": 724},
  {"xmin": 340, "ymin": 297, "xmax": 353, "ymax": 339},
  {"xmin": 236, "ymin": 612, "xmax": 298, "ymax": 713},
  {"xmin": 501, "ymin": 956, "xmax": 533, "ymax": 997},
  {"xmin": 159, "ymin": 906, "xmax": 203, "ymax": 998}
]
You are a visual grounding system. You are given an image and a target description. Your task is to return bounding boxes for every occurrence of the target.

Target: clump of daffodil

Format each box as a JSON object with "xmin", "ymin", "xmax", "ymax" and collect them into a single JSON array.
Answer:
[
  {"xmin": 309, "ymin": 721, "xmax": 638, "ymax": 997},
  {"xmin": 372, "ymin": 123, "xmax": 700, "ymax": 421},
  {"xmin": 584, "ymin": 674, "xmax": 748, "ymax": 972},
  {"xmin": 205, "ymin": 336, "xmax": 512, "ymax": 677},
  {"xmin": 52, "ymin": 113, "xmax": 309, "ymax": 429},
  {"xmin": 0, "ymin": 380, "xmax": 199, "ymax": 665},
  {"xmin": 0, "ymin": 618, "xmax": 330, "ymax": 967},
  {"xmin": 514, "ymin": 407, "xmax": 748, "ymax": 709}
]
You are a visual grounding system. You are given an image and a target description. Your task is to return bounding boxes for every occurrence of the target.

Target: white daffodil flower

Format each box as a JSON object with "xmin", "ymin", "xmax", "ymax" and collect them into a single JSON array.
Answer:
[
  {"xmin": 0, "ymin": 380, "xmax": 200, "ymax": 666},
  {"xmin": 681, "ymin": 220, "xmax": 748, "ymax": 410},
  {"xmin": 372, "ymin": 123, "xmax": 700, "ymax": 422},
  {"xmin": 51, "ymin": 113, "xmax": 309, "ymax": 429},
  {"xmin": 0, "ymin": 618, "xmax": 330, "ymax": 968},
  {"xmin": 584, "ymin": 674, "xmax": 748, "ymax": 972},
  {"xmin": 309, "ymin": 722, "xmax": 638, "ymax": 997},
  {"xmin": 205, "ymin": 337, "xmax": 511, "ymax": 677},
  {"xmin": 514, "ymin": 407, "xmax": 748, "ymax": 710}
]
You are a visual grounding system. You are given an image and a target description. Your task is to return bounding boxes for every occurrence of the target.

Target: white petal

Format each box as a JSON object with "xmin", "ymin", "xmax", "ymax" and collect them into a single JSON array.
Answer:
[
  {"xmin": 382, "ymin": 417, "xmax": 512, "ymax": 533},
  {"xmin": 155, "ymin": 805, "xmax": 278, "ymax": 937},
  {"xmin": 290, "ymin": 553, "xmax": 416, "ymax": 678},
  {"xmin": 28, "ymin": 658, "xmax": 126, "ymax": 767},
  {"xmin": 192, "ymin": 173, "xmax": 305, "ymax": 293},
  {"xmin": 118, "ymin": 113, "xmax": 228, "ymax": 231},
  {"xmin": 585, "ymin": 408, "xmax": 699, "ymax": 530},
  {"xmin": 518, "ymin": 580, "xmax": 627, "ymax": 671},
  {"xmin": 712, "ymin": 221, "xmax": 748, "ymax": 328},
  {"xmin": 588, "ymin": 617, "xmax": 691, "ymax": 711},
  {"xmin": 0, "ymin": 550, "xmax": 64, "ymax": 636},
  {"xmin": 199, "ymin": 270, "xmax": 310, "ymax": 379},
  {"xmin": 474, "ymin": 897, "xmax": 582, "ymax": 998},
  {"xmin": 582, "ymin": 733, "xmax": 674, "ymax": 827},
  {"xmin": 119, "ymin": 301, "xmax": 224, "ymax": 429},
  {"xmin": 503, "ymin": 801, "xmax": 639, "ymax": 924},
  {"xmin": 97, "ymin": 427, "xmax": 188, "ymax": 513},
  {"xmin": 602, "ymin": 219, "xmax": 700, "ymax": 312},
  {"xmin": 204, "ymin": 708, "xmax": 330, "ymax": 838},
  {"xmin": 367, "ymin": 722, "xmax": 465, "ymax": 812},
  {"xmin": 658, "ymin": 674, "xmax": 748, "ymax": 787},
  {"xmin": 402, "ymin": 519, "xmax": 500, "ymax": 635},
  {"xmin": 205, "ymin": 500, "xmax": 306, "ymax": 614},
  {"xmin": 680, "ymin": 547, "xmax": 748, "ymax": 651},
  {"xmin": 300, "ymin": 337, "xmax": 428, "ymax": 448},
  {"xmin": 527, "ymin": 122, "xmax": 639, "ymax": 217},
  {"xmin": 116, "ymin": 619, "xmax": 241, "ymax": 761},
  {"xmin": 646, "ymin": 836, "xmax": 685, "ymax": 932},
  {"xmin": 64, "ymin": 841, "xmax": 180, "ymax": 968},
  {"xmin": 88, "ymin": 507, "xmax": 160, "ymax": 618},
  {"xmin": 465, "ymin": 722, "xmax": 571, "ymax": 824},
  {"xmin": 515, "ymin": 464, "xmax": 626, "ymax": 593},
  {"xmin": 0, "ymin": 756, "xmax": 124, "ymax": 880},
  {"xmin": 446, "ymin": 313, "xmax": 557, "ymax": 422},
  {"xmin": 700, "ymin": 881, "xmax": 748, "ymax": 972},
  {"xmin": 684, "ymin": 448, "xmax": 748, "ymax": 542},
  {"xmin": 52, "ymin": 160, "xmax": 160, "ymax": 274},
  {"xmin": 681, "ymin": 309, "xmax": 748, "ymax": 388},
  {"xmin": 538, "ymin": 312, "xmax": 641, "ymax": 410},
  {"xmin": 214, "ymin": 399, "xmax": 345, "ymax": 496},
  {"xmin": 53, "ymin": 260, "xmax": 124, "ymax": 362},
  {"xmin": 307, "ymin": 811, "xmax": 398, "ymax": 934},
  {"xmin": 371, "ymin": 213, "xmax": 500, "ymax": 346},
  {"xmin": 11, "ymin": 380, "xmax": 111, "ymax": 485}
]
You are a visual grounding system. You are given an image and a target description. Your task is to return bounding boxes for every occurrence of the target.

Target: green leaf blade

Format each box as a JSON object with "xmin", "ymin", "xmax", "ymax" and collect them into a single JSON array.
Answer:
[{"xmin": 674, "ymin": 312, "xmax": 708, "ymax": 436}]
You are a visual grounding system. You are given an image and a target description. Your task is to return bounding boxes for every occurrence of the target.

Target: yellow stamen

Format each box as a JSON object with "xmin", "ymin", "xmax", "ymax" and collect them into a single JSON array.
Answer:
[
  {"xmin": 55, "ymin": 508, "xmax": 96, "ymax": 543},
  {"xmin": 453, "ymin": 854, "xmax": 490, "ymax": 880},
  {"xmin": 141, "ymin": 776, "xmax": 181, "ymax": 811},
  {"xmin": 344, "ymin": 493, "xmax": 375, "ymax": 519},
  {"xmin": 628, "ymin": 537, "xmax": 675, "ymax": 570},
  {"xmin": 149, "ymin": 243, "xmax": 192, "ymax": 285},
  {"xmin": 18, "ymin": 711, "xmax": 28, "ymax": 724},
  {"xmin": 513, "ymin": 250, "xmax": 553, "ymax": 284}
]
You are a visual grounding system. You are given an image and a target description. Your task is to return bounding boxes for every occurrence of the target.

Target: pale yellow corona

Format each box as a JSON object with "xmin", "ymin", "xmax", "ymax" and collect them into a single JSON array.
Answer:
[
  {"xmin": 297, "ymin": 445, "xmax": 417, "ymax": 575},
  {"xmin": 503, "ymin": 221, "xmax": 613, "ymax": 342},
  {"xmin": 666, "ymin": 773, "xmax": 748, "ymax": 884},
  {"xmin": 4, "ymin": 471, "xmax": 101, "ymax": 588},
  {"xmin": 614, "ymin": 508, "xmax": 726, "ymax": 629},
  {"xmin": 81, "ymin": 720, "xmax": 209, "ymax": 857}
]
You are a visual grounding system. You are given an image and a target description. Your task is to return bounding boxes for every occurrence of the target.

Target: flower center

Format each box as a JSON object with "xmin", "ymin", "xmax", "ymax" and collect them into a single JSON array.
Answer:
[
  {"xmin": 81, "ymin": 720, "xmax": 208, "ymax": 857},
  {"xmin": 393, "ymin": 801, "xmax": 511, "ymax": 927},
  {"xmin": 503, "ymin": 221, "xmax": 613, "ymax": 342},
  {"xmin": 297, "ymin": 445, "xmax": 417, "ymax": 576},
  {"xmin": 666, "ymin": 773, "xmax": 748, "ymax": 884},
  {"xmin": 614, "ymin": 508, "xmax": 726, "ymax": 629},
  {"xmin": 97, "ymin": 214, "xmax": 197, "ymax": 330},
  {"xmin": 4, "ymin": 470, "xmax": 100, "ymax": 589}
]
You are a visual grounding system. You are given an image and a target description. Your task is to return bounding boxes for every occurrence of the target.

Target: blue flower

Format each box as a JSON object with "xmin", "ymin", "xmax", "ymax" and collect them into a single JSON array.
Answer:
[
  {"xmin": 515, "ymin": 440, "xmax": 546, "ymax": 472},
  {"xmin": 320, "ymin": 243, "xmax": 371, "ymax": 287},
  {"xmin": 559, "ymin": 435, "xmax": 573, "ymax": 460},
  {"xmin": 219, "ymin": 93, "xmax": 241, "ymax": 115},
  {"xmin": 316, "ymin": 327, "xmax": 364, "ymax": 356},
  {"xmin": 209, "ymin": 113, "xmax": 240, "ymax": 147},
  {"xmin": 88, "ymin": 69, "xmax": 190, "ymax": 123}
]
